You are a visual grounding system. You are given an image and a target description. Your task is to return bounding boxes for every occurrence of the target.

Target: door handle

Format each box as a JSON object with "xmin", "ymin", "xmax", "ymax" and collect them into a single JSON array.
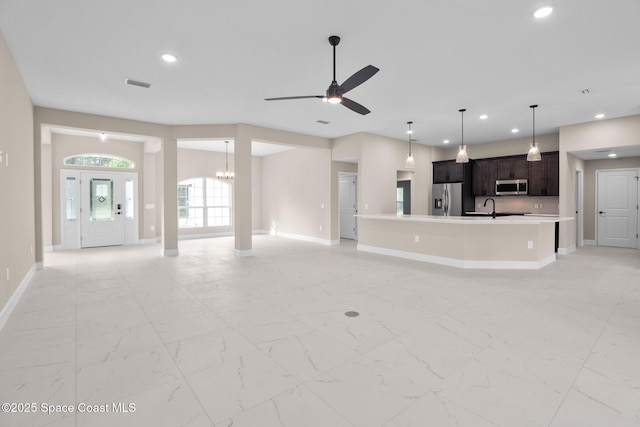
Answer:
[{"xmin": 598, "ymin": 211, "xmax": 605, "ymax": 214}]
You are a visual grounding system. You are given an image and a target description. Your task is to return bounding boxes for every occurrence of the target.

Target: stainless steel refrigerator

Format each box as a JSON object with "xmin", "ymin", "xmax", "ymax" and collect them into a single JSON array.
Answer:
[{"xmin": 433, "ymin": 182, "xmax": 466, "ymax": 216}]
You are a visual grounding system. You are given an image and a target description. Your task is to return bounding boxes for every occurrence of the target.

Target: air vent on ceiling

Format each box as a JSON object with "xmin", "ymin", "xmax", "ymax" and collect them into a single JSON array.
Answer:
[
  {"xmin": 124, "ymin": 78, "xmax": 152, "ymax": 89},
  {"xmin": 317, "ymin": 120, "xmax": 330, "ymax": 125},
  {"xmin": 580, "ymin": 88, "xmax": 591, "ymax": 95},
  {"xmin": 595, "ymin": 149, "xmax": 613, "ymax": 153}
]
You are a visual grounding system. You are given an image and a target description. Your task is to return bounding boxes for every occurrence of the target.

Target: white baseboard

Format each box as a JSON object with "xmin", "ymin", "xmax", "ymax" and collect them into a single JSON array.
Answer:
[
  {"xmin": 558, "ymin": 245, "xmax": 576, "ymax": 255},
  {"xmin": 179, "ymin": 232, "xmax": 234, "ymax": 240},
  {"xmin": 0, "ymin": 264, "xmax": 36, "ymax": 331},
  {"xmin": 357, "ymin": 244, "xmax": 556, "ymax": 270},
  {"xmin": 271, "ymin": 231, "xmax": 334, "ymax": 246},
  {"xmin": 234, "ymin": 249, "xmax": 253, "ymax": 257},
  {"xmin": 163, "ymin": 248, "xmax": 179, "ymax": 257},
  {"xmin": 138, "ymin": 238, "xmax": 160, "ymax": 244},
  {"xmin": 44, "ymin": 246, "xmax": 54, "ymax": 253},
  {"xmin": 584, "ymin": 240, "xmax": 597, "ymax": 246}
]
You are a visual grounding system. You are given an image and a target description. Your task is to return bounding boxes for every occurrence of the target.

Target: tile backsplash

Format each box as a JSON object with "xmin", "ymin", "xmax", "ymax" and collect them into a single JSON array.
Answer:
[{"xmin": 473, "ymin": 196, "xmax": 559, "ymax": 215}]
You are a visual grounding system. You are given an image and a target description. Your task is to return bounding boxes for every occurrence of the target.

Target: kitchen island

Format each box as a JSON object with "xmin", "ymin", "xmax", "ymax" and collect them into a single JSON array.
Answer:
[{"xmin": 356, "ymin": 214, "xmax": 573, "ymax": 270}]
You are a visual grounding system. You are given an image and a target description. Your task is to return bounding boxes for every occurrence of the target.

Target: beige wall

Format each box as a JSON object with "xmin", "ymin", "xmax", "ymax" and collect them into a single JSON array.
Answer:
[
  {"xmin": 262, "ymin": 147, "xmax": 332, "ymax": 241},
  {"xmin": 559, "ymin": 114, "xmax": 640, "ymax": 249},
  {"xmin": 176, "ymin": 148, "xmax": 263, "ymax": 234},
  {"xmin": 438, "ymin": 133, "xmax": 559, "ymax": 160},
  {"xmin": 582, "ymin": 157, "xmax": 640, "ymax": 241},
  {"xmin": 337, "ymin": 132, "xmax": 434, "ymax": 216},
  {"xmin": 0, "ymin": 32, "xmax": 35, "ymax": 314}
]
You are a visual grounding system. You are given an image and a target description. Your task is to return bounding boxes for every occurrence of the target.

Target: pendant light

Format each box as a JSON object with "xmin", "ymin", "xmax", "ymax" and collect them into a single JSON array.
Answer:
[
  {"xmin": 405, "ymin": 121, "xmax": 415, "ymax": 169},
  {"xmin": 216, "ymin": 141, "xmax": 234, "ymax": 179},
  {"xmin": 527, "ymin": 104, "xmax": 542, "ymax": 162},
  {"xmin": 455, "ymin": 108, "xmax": 469, "ymax": 163}
]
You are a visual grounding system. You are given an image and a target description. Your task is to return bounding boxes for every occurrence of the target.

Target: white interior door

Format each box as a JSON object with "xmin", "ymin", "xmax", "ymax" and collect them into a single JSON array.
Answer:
[
  {"xmin": 339, "ymin": 173, "xmax": 357, "ymax": 240},
  {"xmin": 81, "ymin": 172, "xmax": 124, "ymax": 248},
  {"xmin": 596, "ymin": 169, "xmax": 639, "ymax": 248}
]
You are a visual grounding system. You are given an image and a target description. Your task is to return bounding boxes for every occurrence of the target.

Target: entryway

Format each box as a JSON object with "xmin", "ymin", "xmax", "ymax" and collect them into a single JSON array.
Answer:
[
  {"xmin": 61, "ymin": 170, "xmax": 138, "ymax": 249},
  {"xmin": 596, "ymin": 169, "xmax": 639, "ymax": 248},
  {"xmin": 339, "ymin": 172, "xmax": 357, "ymax": 240}
]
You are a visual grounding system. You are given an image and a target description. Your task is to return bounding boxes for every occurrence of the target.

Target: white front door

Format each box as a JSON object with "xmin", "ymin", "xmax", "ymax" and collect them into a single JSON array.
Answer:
[
  {"xmin": 81, "ymin": 172, "xmax": 123, "ymax": 247},
  {"xmin": 596, "ymin": 169, "xmax": 639, "ymax": 248},
  {"xmin": 339, "ymin": 173, "xmax": 357, "ymax": 240}
]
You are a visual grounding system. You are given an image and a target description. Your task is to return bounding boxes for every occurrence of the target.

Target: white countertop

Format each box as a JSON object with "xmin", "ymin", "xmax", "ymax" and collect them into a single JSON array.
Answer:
[{"xmin": 356, "ymin": 213, "xmax": 572, "ymax": 224}]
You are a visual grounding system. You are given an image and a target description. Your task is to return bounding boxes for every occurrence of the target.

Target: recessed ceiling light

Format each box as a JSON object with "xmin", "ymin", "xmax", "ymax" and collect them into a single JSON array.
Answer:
[
  {"xmin": 511, "ymin": 128, "xmax": 519, "ymax": 133},
  {"xmin": 162, "ymin": 53, "xmax": 177, "ymax": 63},
  {"xmin": 443, "ymin": 139, "xmax": 450, "ymax": 144},
  {"xmin": 608, "ymin": 152, "xmax": 617, "ymax": 158},
  {"xmin": 534, "ymin": 7, "xmax": 553, "ymax": 18},
  {"xmin": 595, "ymin": 113, "xmax": 605, "ymax": 119},
  {"xmin": 479, "ymin": 114, "xmax": 488, "ymax": 120}
]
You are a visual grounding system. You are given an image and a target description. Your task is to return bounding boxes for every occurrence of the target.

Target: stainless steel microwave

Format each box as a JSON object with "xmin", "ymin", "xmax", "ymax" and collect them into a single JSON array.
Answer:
[{"xmin": 495, "ymin": 179, "xmax": 528, "ymax": 195}]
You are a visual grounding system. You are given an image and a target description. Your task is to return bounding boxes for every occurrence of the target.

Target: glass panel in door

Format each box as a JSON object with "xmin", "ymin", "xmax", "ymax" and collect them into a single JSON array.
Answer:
[{"xmin": 90, "ymin": 178, "xmax": 114, "ymax": 221}]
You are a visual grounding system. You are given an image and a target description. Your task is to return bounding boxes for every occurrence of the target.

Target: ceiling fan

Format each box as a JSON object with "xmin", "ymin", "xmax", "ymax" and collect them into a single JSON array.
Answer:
[{"xmin": 265, "ymin": 35, "xmax": 379, "ymax": 115}]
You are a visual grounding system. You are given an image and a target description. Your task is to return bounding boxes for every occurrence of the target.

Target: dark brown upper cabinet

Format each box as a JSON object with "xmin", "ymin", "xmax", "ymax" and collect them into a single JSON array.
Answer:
[
  {"xmin": 433, "ymin": 160, "xmax": 466, "ymax": 183},
  {"xmin": 496, "ymin": 156, "xmax": 528, "ymax": 180},
  {"xmin": 472, "ymin": 159, "xmax": 497, "ymax": 196},
  {"xmin": 528, "ymin": 152, "xmax": 559, "ymax": 196}
]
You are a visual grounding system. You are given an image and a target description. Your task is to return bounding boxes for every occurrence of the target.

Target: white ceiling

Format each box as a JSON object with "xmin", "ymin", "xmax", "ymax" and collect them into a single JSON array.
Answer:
[{"xmin": 2, "ymin": 0, "xmax": 640, "ymax": 151}]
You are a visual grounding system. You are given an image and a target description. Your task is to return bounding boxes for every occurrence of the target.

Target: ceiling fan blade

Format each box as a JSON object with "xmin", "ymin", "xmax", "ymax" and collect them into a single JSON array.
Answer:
[
  {"xmin": 342, "ymin": 97, "xmax": 371, "ymax": 115},
  {"xmin": 340, "ymin": 65, "xmax": 379, "ymax": 94},
  {"xmin": 265, "ymin": 95, "xmax": 324, "ymax": 101}
]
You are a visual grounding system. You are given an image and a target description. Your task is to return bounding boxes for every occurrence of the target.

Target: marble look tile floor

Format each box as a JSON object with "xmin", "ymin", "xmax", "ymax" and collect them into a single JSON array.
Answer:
[{"xmin": 0, "ymin": 236, "xmax": 639, "ymax": 426}]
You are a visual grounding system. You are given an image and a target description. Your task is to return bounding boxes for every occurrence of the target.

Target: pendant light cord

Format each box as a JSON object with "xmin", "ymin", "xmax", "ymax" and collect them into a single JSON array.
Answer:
[
  {"xmin": 530, "ymin": 104, "xmax": 538, "ymax": 144},
  {"xmin": 459, "ymin": 108, "xmax": 466, "ymax": 145}
]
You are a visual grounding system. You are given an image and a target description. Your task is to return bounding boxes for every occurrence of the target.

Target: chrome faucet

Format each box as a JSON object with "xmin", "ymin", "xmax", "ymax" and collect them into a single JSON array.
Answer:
[{"xmin": 484, "ymin": 198, "xmax": 496, "ymax": 218}]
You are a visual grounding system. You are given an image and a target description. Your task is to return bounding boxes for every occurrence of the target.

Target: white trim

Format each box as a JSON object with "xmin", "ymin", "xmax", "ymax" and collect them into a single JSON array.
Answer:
[
  {"xmin": 357, "ymin": 244, "xmax": 556, "ymax": 270},
  {"xmin": 558, "ymin": 245, "xmax": 576, "ymax": 255},
  {"xmin": 137, "ymin": 238, "xmax": 161, "ymax": 244},
  {"xmin": 179, "ymin": 231, "xmax": 234, "ymax": 240},
  {"xmin": 234, "ymin": 249, "xmax": 253, "ymax": 257},
  {"xmin": 0, "ymin": 264, "xmax": 36, "ymax": 331},
  {"xmin": 253, "ymin": 229, "xmax": 270, "ymax": 235},
  {"xmin": 584, "ymin": 240, "xmax": 597, "ymax": 246},
  {"xmin": 163, "ymin": 248, "xmax": 179, "ymax": 257},
  {"xmin": 44, "ymin": 246, "xmax": 54, "ymax": 252},
  {"xmin": 271, "ymin": 231, "xmax": 334, "ymax": 246},
  {"xmin": 330, "ymin": 239, "xmax": 341, "ymax": 245},
  {"xmin": 36, "ymin": 262, "xmax": 44, "ymax": 271}
]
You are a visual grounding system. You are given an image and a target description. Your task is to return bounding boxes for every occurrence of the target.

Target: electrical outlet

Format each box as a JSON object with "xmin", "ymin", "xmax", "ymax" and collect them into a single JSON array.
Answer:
[
  {"xmin": 540, "ymin": 203, "xmax": 544, "ymax": 209},
  {"xmin": 534, "ymin": 203, "xmax": 539, "ymax": 209},
  {"xmin": 150, "ymin": 225, "xmax": 155, "ymax": 231},
  {"xmin": 527, "ymin": 241, "xmax": 534, "ymax": 249},
  {"xmin": 365, "ymin": 203, "xmax": 368, "ymax": 210},
  {"xmin": 319, "ymin": 225, "xmax": 323, "ymax": 231},
  {"xmin": 321, "ymin": 203, "xmax": 324, "ymax": 209},
  {"xmin": 415, "ymin": 235, "xmax": 420, "ymax": 243},
  {"xmin": 6, "ymin": 268, "xmax": 9, "ymax": 281}
]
